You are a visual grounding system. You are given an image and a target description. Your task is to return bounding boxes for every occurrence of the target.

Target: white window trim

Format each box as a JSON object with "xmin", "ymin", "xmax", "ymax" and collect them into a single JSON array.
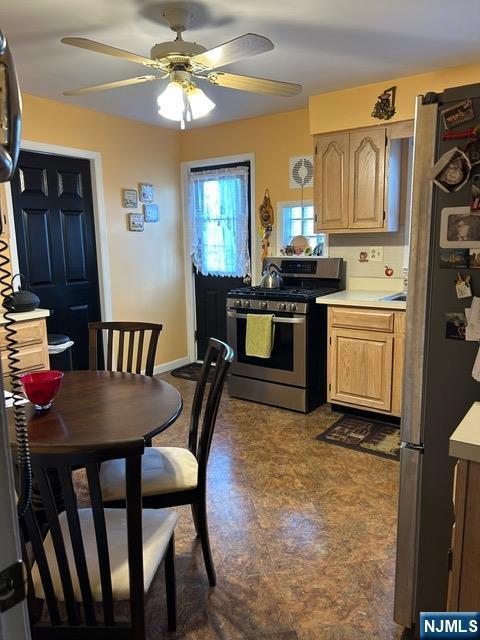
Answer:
[{"xmin": 276, "ymin": 200, "xmax": 328, "ymax": 256}]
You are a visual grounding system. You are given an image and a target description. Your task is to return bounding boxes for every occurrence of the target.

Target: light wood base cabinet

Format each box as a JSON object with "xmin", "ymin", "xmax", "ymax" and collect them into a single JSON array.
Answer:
[
  {"xmin": 447, "ymin": 459, "xmax": 480, "ymax": 611},
  {"xmin": 327, "ymin": 306, "xmax": 405, "ymax": 417}
]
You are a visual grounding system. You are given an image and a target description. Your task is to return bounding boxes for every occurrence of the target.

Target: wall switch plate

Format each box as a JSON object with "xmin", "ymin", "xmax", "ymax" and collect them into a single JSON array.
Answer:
[{"xmin": 368, "ymin": 247, "xmax": 383, "ymax": 262}]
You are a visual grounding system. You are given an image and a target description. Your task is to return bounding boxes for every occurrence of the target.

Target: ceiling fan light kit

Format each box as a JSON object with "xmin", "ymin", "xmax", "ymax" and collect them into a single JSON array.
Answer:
[
  {"xmin": 157, "ymin": 71, "xmax": 215, "ymax": 128},
  {"xmin": 61, "ymin": 8, "xmax": 302, "ymax": 128}
]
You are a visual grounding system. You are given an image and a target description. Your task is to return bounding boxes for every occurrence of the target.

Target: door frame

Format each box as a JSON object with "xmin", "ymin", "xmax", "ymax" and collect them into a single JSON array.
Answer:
[
  {"xmin": 3, "ymin": 140, "xmax": 112, "ymax": 322},
  {"xmin": 180, "ymin": 152, "xmax": 256, "ymax": 361}
]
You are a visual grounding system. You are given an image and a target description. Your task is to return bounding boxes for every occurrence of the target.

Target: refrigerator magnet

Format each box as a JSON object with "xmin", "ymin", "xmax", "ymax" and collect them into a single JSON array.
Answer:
[
  {"xmin": 472, "ymin": 175, "xmax": 480, "ymax": 211},
  {"xmin": 465, "ymin": 138, "xmax": 480, "ymax": 166},
  {"xmin": 441, "ymin": 99, "xmax": 475, "ymax": 130},
  {"xmin": 445, "ymin": 312, "xmax": 467, "ymax": 340},
  {"xmin": 431, "ymin": 148, "xmax": 471, "ymax": 193},
  {"xmin": 455, "ymin": 272, "xmax": 472, "ymax": 299},
  {"xmin": 439, "ymin": 207, "xmax": 480, "ymax": 248}
]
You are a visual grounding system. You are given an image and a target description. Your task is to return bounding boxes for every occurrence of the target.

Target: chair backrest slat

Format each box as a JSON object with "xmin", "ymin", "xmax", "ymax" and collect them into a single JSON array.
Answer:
[
  {"xmin": 85, "ymin": 462, "xmax": 115, "ymax": 626},
  {"xmin": 23, "ymin": 507, "xmax": 61, "ymax": 625},
  {"xmin": 188, "ymin": 338, "xmax": 233, "ymax": 486},
  {"xmin": 126, "ymin": 332, "xmax": 135, "ymax": 374},
  {"xmin": 125, "ymin": 454, "xmax": 145, "ymax": 637},
  {"xmin": 136, "ymin": 330, "xmax": 145, "ymax": 374},
  {"xmin": 58, "ymin": 466, "xmax": 96, "ymax": 625},
  {"xmin": 89, "ymin": 322, "xmax": 163, "ymax": 377},
  {"xmin": 34, "ymin": 467, "xmax": 79, "ymax": 625}
]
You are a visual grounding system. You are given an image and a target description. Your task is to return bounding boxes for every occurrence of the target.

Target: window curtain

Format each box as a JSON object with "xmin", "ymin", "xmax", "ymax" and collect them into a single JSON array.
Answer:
[{"xmin": 189, "ymin": 165, "xmax": 250, "ymax": 277}]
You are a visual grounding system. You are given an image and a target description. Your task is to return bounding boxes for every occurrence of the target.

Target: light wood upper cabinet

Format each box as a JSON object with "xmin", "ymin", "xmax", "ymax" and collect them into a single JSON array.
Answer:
[
  {"xmin": 314, "ymin": 121, "xmax": 412, "ymax": 234},
  {"xmin": 348, "ymin": 128, "xmax": 386, "ymax": 229},
  {"xmin": 313, "ymin": 134, "xmax": 349, "ymax": 230}
]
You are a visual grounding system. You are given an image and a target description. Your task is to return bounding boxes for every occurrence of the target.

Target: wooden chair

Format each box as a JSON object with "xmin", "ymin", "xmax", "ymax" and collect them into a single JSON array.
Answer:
[
  {"xmin": 100, "ymin": 338, "xmax": 234, "ymax": 587},
  {"xmin": 20, "ymin": 439, "xmax": 178, "ymax": 639},
  {"xmin": 88, "ymin": 322, "xmax": 163, "ymax": 377}
]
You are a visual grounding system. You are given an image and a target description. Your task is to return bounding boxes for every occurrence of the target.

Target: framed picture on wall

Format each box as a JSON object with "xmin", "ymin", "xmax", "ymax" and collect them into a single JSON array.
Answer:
[
  {"xmin": 127, "ymin": 213, "xmax": 144, "ymax": 232},
  {"xmin": 143, "ymin": 203, "xmax": 158, "ymax": 223},
  {"xmin": 122, "ymin": 188, "xmax": 137, "ymax": 208},
  {"xmin": 139, "ymin": 183, "xmax": 154, "ymax": 203}
]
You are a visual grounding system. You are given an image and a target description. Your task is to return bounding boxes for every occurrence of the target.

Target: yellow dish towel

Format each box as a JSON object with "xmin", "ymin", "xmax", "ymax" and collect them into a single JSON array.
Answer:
[{"xmin": 245, "ymin": 314, "xmax": 275, "ymax": 358}]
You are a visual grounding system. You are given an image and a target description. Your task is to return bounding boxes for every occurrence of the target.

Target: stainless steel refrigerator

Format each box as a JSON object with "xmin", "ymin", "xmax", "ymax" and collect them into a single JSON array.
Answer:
[{"xmin": 395, "ymin": 84, "xmax": 480, "ymax": 631}]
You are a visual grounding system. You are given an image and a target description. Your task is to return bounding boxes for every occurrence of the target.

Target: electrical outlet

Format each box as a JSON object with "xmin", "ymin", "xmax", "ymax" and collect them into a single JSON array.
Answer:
[{"xmin": 368, "ymin": 247, "xmax": 383, "ymax": 262}]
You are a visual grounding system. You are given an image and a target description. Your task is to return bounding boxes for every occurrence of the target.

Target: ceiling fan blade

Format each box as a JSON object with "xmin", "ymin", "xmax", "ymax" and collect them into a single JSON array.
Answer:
[
  {"xmin": 61, "ymin": 37, "xmax": 162, "ymax": 68},
  {"xmin": 205, "ymin": 72, "xmax": 302, "ymax": 97},
  {"xmin": 191, "ymin": 33, "xmax": 273, "ymax": 71},
  {"xmin": 63, "ymin": 75, "xmax": 157, "ymax": 96}
]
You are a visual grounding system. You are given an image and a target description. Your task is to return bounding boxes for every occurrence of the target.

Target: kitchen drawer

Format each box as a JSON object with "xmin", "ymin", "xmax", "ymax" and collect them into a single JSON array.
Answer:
[
  {"xmin": 1, "ymin": 342, "xmax": 48, "ymax": 377},
  {"xmin": 330, "ymin": 307, "xmax": 395, "ymax": 333},
  {"xmin": 0, "ymin": 319, "xmax": 45, "ymax": 348}
]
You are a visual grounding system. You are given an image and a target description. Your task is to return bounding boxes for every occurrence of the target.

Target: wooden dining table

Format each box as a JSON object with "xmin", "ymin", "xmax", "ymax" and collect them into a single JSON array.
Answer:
[{"xmin": 7, "ymin": 370, "xmax": 183, "ymax": 452}]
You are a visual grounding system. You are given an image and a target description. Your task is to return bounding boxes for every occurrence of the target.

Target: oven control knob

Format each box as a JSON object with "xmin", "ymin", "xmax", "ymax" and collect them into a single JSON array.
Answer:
[
  {"xmin": 234, "ymin": 300, "xmax": 242, "ymax": 307},
  {"xmin": 243, "ymin": 300, "xmax": 251, "ymax": 308},
  {"xmin": 279, "ymin": 302, "xmax": 287, "ymax": 311},
  {"xmin": 260, "ymin": 301, "xmax": 268, "ymax": 309},
  {"xmin": 289, "ymin": 303, "xmax": 297, "ymax": 312}
]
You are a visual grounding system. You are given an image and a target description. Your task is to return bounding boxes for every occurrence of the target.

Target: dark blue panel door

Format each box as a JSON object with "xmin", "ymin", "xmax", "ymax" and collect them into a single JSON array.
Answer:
[{"xmin": 11, "ymin": 151, "xmax": 101, "ymax": 369}]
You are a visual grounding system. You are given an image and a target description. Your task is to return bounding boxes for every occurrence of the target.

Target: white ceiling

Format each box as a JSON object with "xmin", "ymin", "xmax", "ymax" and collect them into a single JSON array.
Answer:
[{"xmin": 4, "ymin": 0, "xmax": 480, "ymax": 129}]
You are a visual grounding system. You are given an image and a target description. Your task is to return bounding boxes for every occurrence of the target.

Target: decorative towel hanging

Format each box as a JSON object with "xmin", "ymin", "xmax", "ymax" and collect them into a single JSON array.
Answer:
[{"xmin": 259, "ymin": 188, "xmax": 274, "ymax": 263}]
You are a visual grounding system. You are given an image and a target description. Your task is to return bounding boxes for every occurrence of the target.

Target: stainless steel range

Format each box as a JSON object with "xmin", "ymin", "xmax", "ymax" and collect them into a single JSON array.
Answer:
[{"xmin": 226, "ymin": 257, "xmax": 345, "ymax": 412}]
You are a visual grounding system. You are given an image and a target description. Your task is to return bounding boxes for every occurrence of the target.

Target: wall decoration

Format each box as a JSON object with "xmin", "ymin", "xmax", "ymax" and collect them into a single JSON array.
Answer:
[
  {"xmin": 440, "ymin": 207, "xmax": 480, "ymax": 248},
  {"xmin": 139, "ymin": 183, "xmax": 154, "ymax": 203},
  {"xmin": 358, "ymin": 251, "xmax": 369, "ymax": 263},
  {"xmin": 127, "ymin": 213, "xmax": 144, "ymax": 232},
  {"xmin": 289, "ymin": 156, "xmax": 314, "ymax": 189},
  {"xmin": 445, "ymin": 312, "xmax": 467, "ymax": 340},
  {"xmin": 384, "ymin": 266, "xmax": 394, "ymax": 277},
  {"xmin": 143, "ymin": 203, "xmax": 159, "ymax": 223},
  {"xmin": 258, "ymin": 188, "xmax": 274, "ymax": 262},
  {"xmin": 371, "ymin": 86, "xmax": 396, "ymax": 121},
  {"xmin": 431, "ymin": 148, "xmax": 471, "ymax": 193},
  {"xmin": 469, "ymin": 250, "xmax": 480, "ymax": 269},
  {"xmin": 443, "ymin": 126, "xmax": 480, "ymax": 141},
  {"xmin": 122, "ymin": 188, "xmax": 137, "ymax": 208},
  {"xmin": 441, "ymin": 99, "xmax": 475, "ymax": 130},
  {"xmin": 440, "ymin": 249, "xmax": 469, "ymax": 269}
]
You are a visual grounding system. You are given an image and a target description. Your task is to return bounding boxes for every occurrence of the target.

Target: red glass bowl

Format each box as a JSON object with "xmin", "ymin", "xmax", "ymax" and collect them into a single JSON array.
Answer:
[{"xmin": 20, "ymin": 370, "xmax": 64, "ymax": 411}]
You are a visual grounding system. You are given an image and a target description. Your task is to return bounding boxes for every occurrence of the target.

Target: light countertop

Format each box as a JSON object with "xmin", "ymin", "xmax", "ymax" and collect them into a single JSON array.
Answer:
[
  {"xmin": 0, "ymin": 308, "xmax": 49, "ymax": 325},
  {"xmin": 316, "ymin": 290, "xmax": 406, "ymax": 310},
  {"xmin": 450, "ymin": 402, "xmax": 480, "ymax": 464}
]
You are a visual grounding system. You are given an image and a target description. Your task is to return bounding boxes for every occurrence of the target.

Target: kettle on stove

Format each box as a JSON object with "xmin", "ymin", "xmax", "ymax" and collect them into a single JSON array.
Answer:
[
  {"xmin": 260, "ymin": 262, "xmax": 283, "ymax": 289},
  {"xmin": 3, "ymin": 273, "xmax": 40, "ymax": 313}
]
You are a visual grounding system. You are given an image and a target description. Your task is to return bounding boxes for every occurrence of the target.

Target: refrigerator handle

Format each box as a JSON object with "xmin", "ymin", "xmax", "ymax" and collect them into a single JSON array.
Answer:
[{"xmin": 401, "ymin": 96, "xmax": 438, "ymax": 446}]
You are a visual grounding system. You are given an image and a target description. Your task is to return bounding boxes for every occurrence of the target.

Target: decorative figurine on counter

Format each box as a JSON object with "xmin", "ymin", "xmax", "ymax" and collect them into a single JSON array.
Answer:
[{"xmin": 371, "ymin": 86, "xmax": 396, "ymax": 121}]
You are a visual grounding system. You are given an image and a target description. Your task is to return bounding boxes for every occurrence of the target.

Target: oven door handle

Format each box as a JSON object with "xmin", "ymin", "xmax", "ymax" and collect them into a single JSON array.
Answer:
[{"xmin": 227, "ymin": 311, "xmax": 306, "ymax": 324}]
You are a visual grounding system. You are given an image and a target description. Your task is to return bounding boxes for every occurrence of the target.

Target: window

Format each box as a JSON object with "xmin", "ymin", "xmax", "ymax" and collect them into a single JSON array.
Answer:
[
  {"xmin": 189, "ymin": 165, "xmax": 250, "ymax": 277},
  {"xmin": 280, "ymin": 203, "xmax": 327, "ymax": 255}
]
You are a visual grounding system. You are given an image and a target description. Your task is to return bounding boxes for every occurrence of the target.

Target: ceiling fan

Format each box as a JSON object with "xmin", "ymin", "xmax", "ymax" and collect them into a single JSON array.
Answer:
[{"xmin": 61, "ymin": 8, "xmax": 302, "ymax": 127}]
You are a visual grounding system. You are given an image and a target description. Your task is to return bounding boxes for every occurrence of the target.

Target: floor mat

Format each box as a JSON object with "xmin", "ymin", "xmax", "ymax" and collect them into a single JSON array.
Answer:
[
  {"xmin": 315, "ymin": 414, "xmax": 400, "ymax": 460},
  {"xmin": 170, "ymin": 361, "xmax": 215, "ymax": 383}
]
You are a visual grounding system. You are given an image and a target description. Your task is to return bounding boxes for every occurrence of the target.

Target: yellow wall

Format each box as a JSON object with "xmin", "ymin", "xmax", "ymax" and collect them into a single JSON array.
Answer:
[
  {"xmin": 20, "ymin": 93, "xmax": 186, "ymax": 366},
  {"xmin": 309, "ymin": 61, "xmax": 480, "ymax": 134},
  {"xmin": 180, "ymin": 107, "xmax": 313, "ymax": 218}
]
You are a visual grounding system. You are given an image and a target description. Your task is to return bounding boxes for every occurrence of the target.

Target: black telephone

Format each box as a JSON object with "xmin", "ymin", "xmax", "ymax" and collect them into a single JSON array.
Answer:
[{"xmin": 0, "ymin": 29, "xmax": 31, "ymax": 517}]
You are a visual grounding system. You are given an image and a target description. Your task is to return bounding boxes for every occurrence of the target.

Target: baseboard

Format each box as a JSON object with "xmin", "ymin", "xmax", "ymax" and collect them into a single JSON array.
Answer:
[{"xmin": 152, "ymin": 356, "xmax": 190, "ymax": 376}]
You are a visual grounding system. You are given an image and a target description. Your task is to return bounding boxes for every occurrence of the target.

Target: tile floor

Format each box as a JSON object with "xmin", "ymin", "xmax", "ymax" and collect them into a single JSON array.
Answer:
[{"xmin": 145, "ymin": 375, "xmax": 410, "ymax": 640}]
